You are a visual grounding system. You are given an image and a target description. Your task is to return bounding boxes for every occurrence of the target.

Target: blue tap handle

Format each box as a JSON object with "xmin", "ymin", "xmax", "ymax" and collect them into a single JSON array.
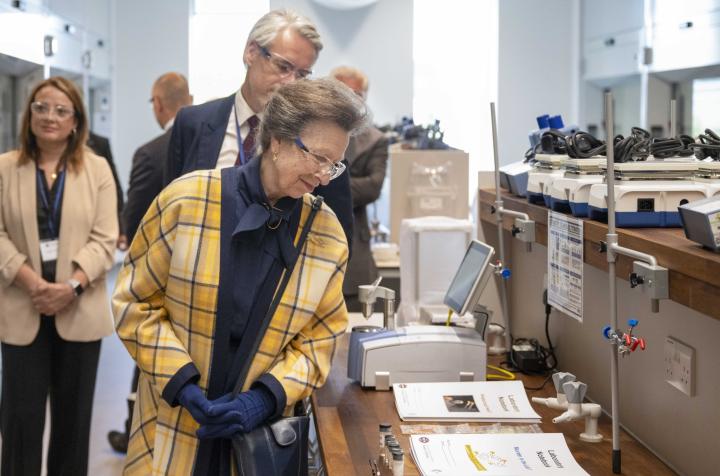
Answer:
[
  {"xmin": 501, "ymin": 268, "xmax": 512, "ymax": 280},
  {"xmin": 602, "ymin": 326, "xmax": 612, "ymax": 339},
  {"xmin": 627, "ymin": 318, "xmax": 639, "ymax": 328}
]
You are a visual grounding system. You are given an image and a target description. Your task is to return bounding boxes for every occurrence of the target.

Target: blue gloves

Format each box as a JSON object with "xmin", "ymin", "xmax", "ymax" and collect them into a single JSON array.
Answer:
[
  {"xmin": 177, "ymin": 383, "xmax": 214, "ymax": 425},
  {"xmin": 196, "ymin": 386, "xmax": 276, "ymax": 439}
]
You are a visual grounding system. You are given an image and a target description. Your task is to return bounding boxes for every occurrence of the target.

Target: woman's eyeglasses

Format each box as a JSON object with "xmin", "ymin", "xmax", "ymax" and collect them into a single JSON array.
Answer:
[
  {"xmin": 294, "ymin": 137, "xmax": 345, "ymax": 180},
  {"xmin": 30, "ymin": 101, "xmax": 75, "ymax": 120},
  {"xmin": 258, "ymin": 45, "xmax": 313, "ymax": 80}
]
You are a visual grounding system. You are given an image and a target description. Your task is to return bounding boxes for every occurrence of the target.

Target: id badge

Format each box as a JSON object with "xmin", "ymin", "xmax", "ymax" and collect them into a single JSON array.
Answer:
[{"xmin": 40, "ymin": 239, "xmax": 59, "ymax": 263}]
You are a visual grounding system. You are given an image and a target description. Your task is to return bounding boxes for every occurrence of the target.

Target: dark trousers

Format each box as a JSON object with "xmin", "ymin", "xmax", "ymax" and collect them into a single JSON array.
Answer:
[{"xmin": 0, "ymin": 317, "xmax": 101, "ymax": 476}]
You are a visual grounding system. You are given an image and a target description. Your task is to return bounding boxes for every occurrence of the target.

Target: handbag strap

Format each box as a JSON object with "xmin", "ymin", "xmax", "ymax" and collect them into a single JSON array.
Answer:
[{"xmin": 232, "ymin": 195, "xmax": 324, "ymax": 396}]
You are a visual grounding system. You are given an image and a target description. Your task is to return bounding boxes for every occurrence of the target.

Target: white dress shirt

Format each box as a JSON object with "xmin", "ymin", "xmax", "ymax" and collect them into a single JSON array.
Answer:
[
  {"xmin": 215, "ymin": 91, "xmax": 259, "ymax": 169},
  {"xmin": 163, "ymin": 117, "xmax": 175, "ymax": 132}
]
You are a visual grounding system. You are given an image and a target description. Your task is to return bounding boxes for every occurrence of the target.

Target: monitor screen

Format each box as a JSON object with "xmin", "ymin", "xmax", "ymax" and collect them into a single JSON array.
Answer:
[{"xmin": 443, "ymin": 240, "xmax": 495, "ymax": 316}]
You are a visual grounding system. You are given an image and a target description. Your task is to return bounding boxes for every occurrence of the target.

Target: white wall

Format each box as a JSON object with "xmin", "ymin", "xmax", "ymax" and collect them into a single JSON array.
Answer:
[
  {"xmin": 497, "ymin": 0, "xmax": 580, "ymax": 165},
  {"xmin": 496, "ymin": 235, "xmax": 720, "ymax": 476},
  {"xmin": 47, "ymin": 0, "xmax": 110, "ymax": 35},
  {"xmin": 270, "ymin": 0, "xmax": 413, "ymax": 126},
  {"xmin": 111, "ymin": 0, "xmax": 190, "ymax": 192}
]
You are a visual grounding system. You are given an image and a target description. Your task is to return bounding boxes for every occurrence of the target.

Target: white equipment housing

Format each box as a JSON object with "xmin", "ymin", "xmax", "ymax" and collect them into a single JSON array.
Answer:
[
  {"xmin": 351, "ymin": 326, "xmax": 487, "ymax": 389},
  {"xmin": 526, "ymin": 154, "xmax": 568, "ymax": 207},
  {"xmin": 549, "ymin": 157, "xmax": 606, "ymax": 217},
  {"xmin": 588, "ymin": 159, "xmax": 704, "ymax": 227}
]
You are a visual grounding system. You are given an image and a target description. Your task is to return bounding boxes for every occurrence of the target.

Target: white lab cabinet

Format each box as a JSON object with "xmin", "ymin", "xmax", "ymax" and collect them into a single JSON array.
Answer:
[
  {"xmin": 583, "ymin": 29, "xmax": 643, "ymax": 81},
  {"xmin": 582, "ymin": 0, "xmax": 644, "ymax": 42},
  {"xmin": 651, "ymin": 8, "xmax": 720, "ymax": 72}
]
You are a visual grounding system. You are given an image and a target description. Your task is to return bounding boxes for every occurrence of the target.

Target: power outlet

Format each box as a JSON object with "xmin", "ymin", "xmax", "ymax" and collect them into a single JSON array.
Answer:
[{"xmin": 664, "ymin": 337, "xmax": 695, "ymax": 396}]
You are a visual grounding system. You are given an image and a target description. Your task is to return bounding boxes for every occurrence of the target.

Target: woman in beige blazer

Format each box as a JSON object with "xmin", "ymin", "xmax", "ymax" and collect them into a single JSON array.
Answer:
[{"xmin": 0, "ymin": 77, "xmax": 117, "ymax": 476}]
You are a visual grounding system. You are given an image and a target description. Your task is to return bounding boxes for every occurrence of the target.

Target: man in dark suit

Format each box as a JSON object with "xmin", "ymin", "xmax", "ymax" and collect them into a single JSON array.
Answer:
[
  {"xmin": 165, "ymin": 9, "xmax": 354, "ymax": 248},
  {"xmin": 331, "ymin": 67, "xmax": 389, "ymax": 309},
  {"xmin": 107, "ymin": 72, "xmax": 192, "ymax": 453},
  {"xmin": 86, "ymin": 131, "xmax": 125, "ymax": 245}
]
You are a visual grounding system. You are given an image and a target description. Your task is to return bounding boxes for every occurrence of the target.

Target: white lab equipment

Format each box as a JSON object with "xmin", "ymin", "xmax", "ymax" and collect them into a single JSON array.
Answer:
[
  {"xmin": 679, "ymin": 195, "xmax": 720, "ymax": 252},
  {"xmin": 396, "ymin": 216, "xmax": 473, "ymax": 326},
  {"xmin": 531, "ymin": 372, "xmax": 577, "ymax": 411},
  {"xmin": 499, "ymin": 160, "xmax": 534, "ymax": 197},
  {"xmin": 552, "ymin": 382, "xmax": 603, "ymax": 443},
  {"xmin": 526, "ymin": 154, "xmax": 568, "ymax": 207},
  {"xmin": 347, "ymin": 240, "xmax": 495, "ymax": 390},
  {"xmin": 588, "ymin": 160, "xmax": 705, "ymax": 227},
  {"xmin": 549, "ymin": 158, "xmax": 606, "ymax": 217},
  {"xmin": 533, "ymin": 373, "xmax": 602, "ymax": 443},
  {"xmin": 694, "ymin": 161, "xmax": 720, "ymax": 197}
]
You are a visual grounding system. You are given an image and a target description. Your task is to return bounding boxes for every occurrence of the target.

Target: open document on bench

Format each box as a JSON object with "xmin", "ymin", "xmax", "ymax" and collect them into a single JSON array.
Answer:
[{"xmin": 410, "ymin": 433, "xmax": 590, "ymax": 476}]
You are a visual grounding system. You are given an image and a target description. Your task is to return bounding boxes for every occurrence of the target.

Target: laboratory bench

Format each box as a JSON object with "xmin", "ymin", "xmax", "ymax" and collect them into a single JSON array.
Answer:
[
  {"xmin": 311, "ymin": 314, "xmax": 676, "ymax": 475},
  {"xmin": 477, "ymin": 188, "xmax": 720, "ymax": 322}
]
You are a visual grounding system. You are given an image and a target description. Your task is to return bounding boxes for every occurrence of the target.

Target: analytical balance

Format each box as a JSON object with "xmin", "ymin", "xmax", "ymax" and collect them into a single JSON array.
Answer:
[
  {"xmin": 347, "ymin": 240, "xmax": 494, "ymax": 390},
  {"xmin": 588, "ymin": 159, "xmax": 705, "ymax": 227}
]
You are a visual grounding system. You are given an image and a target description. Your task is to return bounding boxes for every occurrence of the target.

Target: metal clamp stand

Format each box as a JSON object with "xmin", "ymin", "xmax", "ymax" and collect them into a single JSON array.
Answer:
[
  {"xmin": 489, "ymin": 102, "xmax": 537, "ymax": 353},
  {"xmin": 602, "ymin": 92, "xmax": 669, "ymax": 474}
]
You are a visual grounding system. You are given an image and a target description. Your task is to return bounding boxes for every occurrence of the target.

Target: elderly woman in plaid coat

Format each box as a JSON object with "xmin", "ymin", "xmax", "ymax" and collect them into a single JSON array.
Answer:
[{"xmin": 112, "ymin": 78, "xmax": 366, "ymax": 475}]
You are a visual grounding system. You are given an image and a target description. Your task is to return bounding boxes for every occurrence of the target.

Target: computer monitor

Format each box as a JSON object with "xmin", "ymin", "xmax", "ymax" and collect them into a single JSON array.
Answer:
[{"xmin": 443, "ymin": 240, "xmax": 495, "ymax": 316}]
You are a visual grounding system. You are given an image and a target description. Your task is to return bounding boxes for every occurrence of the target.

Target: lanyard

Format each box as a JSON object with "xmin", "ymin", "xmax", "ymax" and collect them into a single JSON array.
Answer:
[
  {"xmin": 234, "ymin": 104, "xmax": 247, "ymax": 166},
  {"xmin": 36, "ymin": 168, "xmax": 65, "ymax": 238}
]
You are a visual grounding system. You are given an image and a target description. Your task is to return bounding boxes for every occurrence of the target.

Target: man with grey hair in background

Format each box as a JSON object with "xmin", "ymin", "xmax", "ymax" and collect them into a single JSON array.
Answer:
[
  {"xmin": 330, "ymin": 66, "xmax": 389, "ymax": 311},
  {"xmin": 107, "ymin": 71, "xmax": 192, "ymax": 453},
  {"xmin": 165, "ymin": 9, "xmax": 354, "ymax": 248}
]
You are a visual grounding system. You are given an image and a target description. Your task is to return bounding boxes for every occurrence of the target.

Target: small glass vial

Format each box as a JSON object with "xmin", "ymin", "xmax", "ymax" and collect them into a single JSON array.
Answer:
[
  {"xmin": 392, "ymin": 450, "xmax": 404, "ymax": 475},
  {"xmin": 384, "ymin": 436, "xmax": 397, "ymax": 465},
  {"xmin": 379, "ymin": 423, "xmax": 392, "ymax": 448},
  {"xmin": 386, "ymin": 442, "xmax": 401, "ymax": 468}
]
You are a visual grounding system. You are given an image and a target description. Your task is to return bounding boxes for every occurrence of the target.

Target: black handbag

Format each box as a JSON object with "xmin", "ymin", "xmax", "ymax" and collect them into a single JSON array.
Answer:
[{"xmin": 231, "ymin": 196, "xmax": 323, "ymax": 476}]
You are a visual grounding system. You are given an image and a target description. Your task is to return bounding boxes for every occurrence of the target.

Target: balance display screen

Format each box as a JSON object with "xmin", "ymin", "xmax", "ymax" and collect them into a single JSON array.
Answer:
[{"xmin": 444, "ymin": 241, "xmax": 493, "ymax": 315}]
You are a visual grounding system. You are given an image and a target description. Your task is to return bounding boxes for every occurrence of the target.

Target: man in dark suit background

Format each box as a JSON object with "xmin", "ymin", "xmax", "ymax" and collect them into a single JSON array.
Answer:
[
  {"xmin": 87, "ymin": 131, "xmax": 125, "ymax": 246},
  {"xmin": 331, "ymin": 66, "xmax": 389, "ymax": 310},
  {"xmin": 107, "ymin": 72, "xmax": 192, "ymax": 453},
  {"xmin": 165, "ymin": 9, "xmax": 354, "ymax": 249}
]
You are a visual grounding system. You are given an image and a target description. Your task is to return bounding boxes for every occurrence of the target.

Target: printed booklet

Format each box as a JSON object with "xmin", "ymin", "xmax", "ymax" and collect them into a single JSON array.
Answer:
[
  {"xmin": 394, "ymin": 380, "xmax": 541, "ymax": 423},
  {"xmin": 410, "ymin": 433, "xmax": 589, "ymax": 475}
]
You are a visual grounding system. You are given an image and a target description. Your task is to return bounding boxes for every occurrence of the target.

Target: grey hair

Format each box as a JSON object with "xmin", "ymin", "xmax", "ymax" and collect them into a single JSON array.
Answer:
[
  {"xmin": 258, "ymin": 78, "xmax": 368, "ymax": 153},
  {"xmin": 246, "ymin": 9, "xmax": 323, "ymax": 53}
]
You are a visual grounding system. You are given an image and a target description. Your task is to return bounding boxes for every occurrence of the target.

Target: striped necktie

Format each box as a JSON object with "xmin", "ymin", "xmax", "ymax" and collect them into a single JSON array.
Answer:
[{"xmin": 236, "ymin": 114, "xmax": 259, "ymax": 166}]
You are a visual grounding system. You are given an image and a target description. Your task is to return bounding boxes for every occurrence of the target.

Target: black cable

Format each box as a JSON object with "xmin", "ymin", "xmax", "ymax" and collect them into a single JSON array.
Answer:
[
  {"xmin": 565, "ymin": 131, "xmax": 606, "ymax": 158},
  {"xmin": 540, "ymin": 130, "xmax": 568, "ymax": 155},
  {"xmin": 542, "ymin": 290, "xmax": 558, "ymax": 370},
  {"xmin": 613, "ymin": 127, "xmax": 651, "ymax": 163},
  {"xmin": 523, "ymin": 373, "xmax": 554, "ymax": 392},
  {"xmin": 650, "ymin": 134, "xmax": 696, "ymax": 159},
  {"xmin": 693, "ymin": 128, "xmax": 720, "ymax": 160}
]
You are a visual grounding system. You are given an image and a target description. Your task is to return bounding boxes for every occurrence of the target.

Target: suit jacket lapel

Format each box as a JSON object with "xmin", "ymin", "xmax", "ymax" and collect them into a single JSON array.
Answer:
[
  {"xmin": 17, "ymin": 160, "xmax": 40, "ymax": 271},
  {"xmin": 199, "ymin": 94, "xmax": 235, "ymax": 169},
  {"xmin": 57, "ymin": 165, "xmax": 78, "ymax": 270}
]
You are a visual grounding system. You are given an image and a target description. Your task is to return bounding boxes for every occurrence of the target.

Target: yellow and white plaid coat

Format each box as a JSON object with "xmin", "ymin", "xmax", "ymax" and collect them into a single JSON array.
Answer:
[{"xmin": 112, "ymin": 170, "xmax": 349, "ymax": 475}]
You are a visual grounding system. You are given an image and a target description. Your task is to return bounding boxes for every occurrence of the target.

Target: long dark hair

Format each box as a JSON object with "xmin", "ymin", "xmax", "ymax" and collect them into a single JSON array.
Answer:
[{"xmin": 18, "ymin": 76, "xmax": 89, "ymax": 172}]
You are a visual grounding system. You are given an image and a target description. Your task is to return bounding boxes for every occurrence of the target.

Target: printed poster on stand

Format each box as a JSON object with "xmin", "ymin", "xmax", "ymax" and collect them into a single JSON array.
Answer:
[{"xmin": 547, "ymin": 211, "xmax": 583, "ymax": 322}]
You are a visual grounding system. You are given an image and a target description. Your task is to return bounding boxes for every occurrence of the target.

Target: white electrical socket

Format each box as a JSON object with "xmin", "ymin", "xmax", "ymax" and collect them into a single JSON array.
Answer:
[{"xmin": 664, "ymin": 337, "xmax": 695, "ymax": 397}]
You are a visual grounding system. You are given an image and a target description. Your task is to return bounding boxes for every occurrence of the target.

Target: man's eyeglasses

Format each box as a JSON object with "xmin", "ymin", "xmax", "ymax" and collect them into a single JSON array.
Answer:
[
  {"xmin": 30, "ymin": 101, "xmax": 75, "ymax": 120},
  {"xmin": 294, "ymin": 137, "xmax": 345, "ymax": 180},
  {"xmin": 258, "ymin": 45, "xmax": 313, "ymax": 80}
]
